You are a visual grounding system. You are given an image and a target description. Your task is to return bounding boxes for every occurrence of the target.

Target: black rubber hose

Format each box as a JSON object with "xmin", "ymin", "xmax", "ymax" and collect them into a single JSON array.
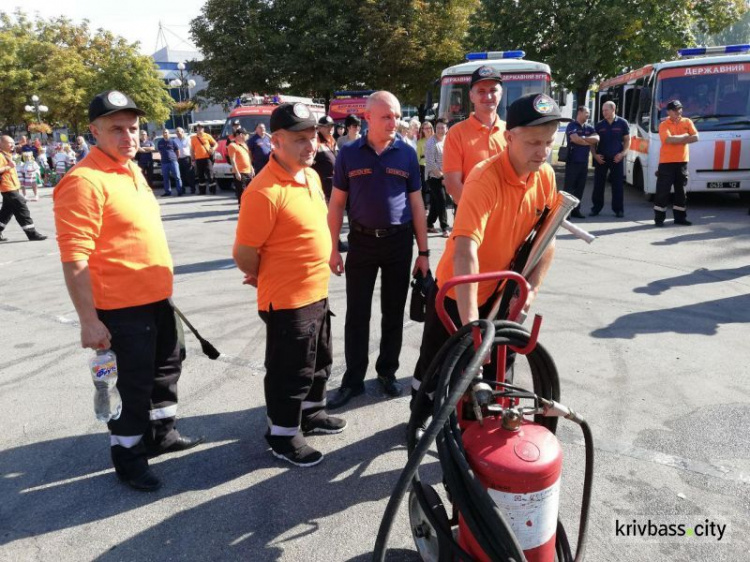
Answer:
[{"xmin": 372, "ymin": 320, "xmax": 496, "ymax": 562}]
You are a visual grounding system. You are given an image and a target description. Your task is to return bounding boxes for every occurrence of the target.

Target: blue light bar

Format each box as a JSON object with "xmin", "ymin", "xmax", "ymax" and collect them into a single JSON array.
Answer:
[
  {"xmin": 678, "ymin": 44, "xmax": 750, "ymax": 57},
  {"xmin": 465, "ymin": 50, "xmax": 526, "ymax": 61}
]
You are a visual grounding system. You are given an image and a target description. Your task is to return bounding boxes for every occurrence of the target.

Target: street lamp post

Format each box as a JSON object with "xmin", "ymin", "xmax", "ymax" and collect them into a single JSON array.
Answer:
[
  {"xmin": 169, "ymin": 62, "xmax": 196, "ymax": 130},
  {"xmin": 24, "ymin": 95, "xmax": 49, "ymax": 124}
]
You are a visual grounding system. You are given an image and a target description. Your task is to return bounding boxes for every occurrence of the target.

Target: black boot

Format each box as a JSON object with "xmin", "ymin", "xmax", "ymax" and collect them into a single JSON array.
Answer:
[
  {"xmin": 0, "ymin": 227, "xmax": 6, "ymax": 242},
  {"xmin": 674, "ymin": 209, "xmax": 692, "ymax": 226},
  {"xmin": 654, "ymin": 209, "xmax": 666, "ymax": 227},
  {"xmin": 25, "ymin": 229, "xmax": 48, "ymax": 241},
  {"xmin": 111, "ymin": 442, "xmax": 162, "ymax": 491}
]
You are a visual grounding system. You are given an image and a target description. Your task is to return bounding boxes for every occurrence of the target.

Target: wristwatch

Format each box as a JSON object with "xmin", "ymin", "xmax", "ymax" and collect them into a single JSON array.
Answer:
[{"xmin": 418, "ymin": 250, "xmax": 430, "ymax": 257}]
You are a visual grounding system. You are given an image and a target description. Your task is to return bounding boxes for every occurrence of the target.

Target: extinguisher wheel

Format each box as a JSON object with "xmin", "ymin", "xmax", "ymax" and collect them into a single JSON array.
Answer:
[{"xmin": 408, "ymin": 483, "xmax": 453, "ymax": 562}]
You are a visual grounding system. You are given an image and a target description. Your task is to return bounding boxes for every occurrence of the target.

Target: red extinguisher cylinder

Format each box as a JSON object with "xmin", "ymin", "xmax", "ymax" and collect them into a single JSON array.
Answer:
[{"xmin": 459, "ymin": 416, "xmax": 563, "ymax": 562}]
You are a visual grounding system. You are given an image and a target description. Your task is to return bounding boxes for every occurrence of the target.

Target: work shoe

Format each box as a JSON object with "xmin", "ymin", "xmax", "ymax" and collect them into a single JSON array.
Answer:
[
  {"xmin": 25, "ymin": 229, "xmax": 47, "ymax": 241},
  {"xmin": 378, "ymin": 376, "xmax": 403, "ymax": 397},
  {"xmin": 569, "ymin": 210, "xmax": 586, "ymax": 219},
  {"xmin": 0, "ymin": 232, "xmax": 7, "ymax": 242},
  {"xmin": 615, "ymin": 211, "xmax": 624, "ymax": 218},
  {"xmin": 146, "ymin": 434, "xmax": 205, "ymax": 458},
  {"xmin": 327, "ymin": 386, "xmax": 365, "ymax": 410},
  {"xmin": 654, "ymin": 209, "xmax": 666, "ymax": 227},
  {"xmin": 111, "ymin": 444, "xmax": 162, "ymax": 492},
  {"xmin": 427, "ymin": 226, "xmax": 440, "ymax": 234},
  {"xmin": 673, "ymin": 210, "xmax": 691, "ymax": 226},
  {"xmin": 301, "ymin": 412, "xmax": 347, "ymax": 434},
  {"xmin": 441, "ymin": 229, "xmax": 451, "ymax": 238},
  {"xmin": 589, "ymin": 209, "xmax": 600, "ymax": 217},
  {"xmin": 266, "ymin": 433, "xmax": 323, "ymax": 467}
]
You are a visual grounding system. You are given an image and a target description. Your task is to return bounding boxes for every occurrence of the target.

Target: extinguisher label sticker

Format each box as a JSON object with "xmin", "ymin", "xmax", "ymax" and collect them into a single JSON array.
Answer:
[{"xmin": 488, "ymin": 478, "xmax": 561, "ymax": 550}]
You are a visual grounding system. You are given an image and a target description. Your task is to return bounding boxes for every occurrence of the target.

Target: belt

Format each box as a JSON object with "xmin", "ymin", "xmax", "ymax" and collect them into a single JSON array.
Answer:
[{"xmin": 350, "ymin": 221, "xmax": 413, "ymax": 238}]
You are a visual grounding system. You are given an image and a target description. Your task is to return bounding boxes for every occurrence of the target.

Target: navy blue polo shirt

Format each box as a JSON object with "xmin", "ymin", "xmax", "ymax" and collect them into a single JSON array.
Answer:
[
  {"xmin": 248, "ymin": 133, "xmax": 272, "ymax": 171},
  {"xmin": 333, "ymin": 135, "xmax": 421, "ymax": 229},
  {"xmin": 565, "ymin": 121, "xmax": 596, "ymax": 164},
  {"xmin": 157, "ymin": 138, "xmax": 180, "ymax": 162},
  {"xmin": 594, "ymin": 116, "xmax": 630, "ymax": 157},
  {"xmin": 136, "ymin": 140, "xmax": 154, "ymax": 165}
]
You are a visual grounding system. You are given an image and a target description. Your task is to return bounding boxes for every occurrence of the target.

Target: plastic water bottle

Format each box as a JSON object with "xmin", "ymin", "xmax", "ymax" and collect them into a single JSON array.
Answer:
[{"xmin": 90, "ymin": 349, "xmax": 122, "ymax": 422}]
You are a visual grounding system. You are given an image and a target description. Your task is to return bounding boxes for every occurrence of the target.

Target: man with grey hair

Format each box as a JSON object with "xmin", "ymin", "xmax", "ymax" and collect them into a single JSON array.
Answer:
[
  {"xmin": 174, "ymin": 127, "xmax": 195, "ymax": 193},
  {"xmin": 591, "ymin": 100, "xmax": 630, "ymax": 217},
  {"xmin": 0, "ymin": 135, "xmax": 47, "ymax": 242},
  {"xmin": 327, "ymin": 90, "xmax": 430, "ymax": 409}
]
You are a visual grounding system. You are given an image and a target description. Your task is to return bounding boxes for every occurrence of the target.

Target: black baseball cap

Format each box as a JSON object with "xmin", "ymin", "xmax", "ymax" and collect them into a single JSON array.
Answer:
[
  {"xmin": 506, "ymin": 93, "xmax": 571, "ymax": 130},
  {"xmin": 318, "ymin": 115, "xmax": 335, "ymax": 126},
  {"xmin": 235, "ymin": 127, "xmax": 248, "ymax": 135},
  {"xmin": 232, "ymin": 119, "xmax": 241, "ymax": 126},
  {"xmin": 88, "ymin": 90, "xmax": 145, "ymax": 122},
  {"xmin": 470, "ymin": 65, "xmax": 503, "ymax": 88},
  {"xmin": 270, "ymin": 103, "xmax": 318, "ymax": 132},
  {"xmin": 666, "ymin": 100, "xmax": 683, "ymax": 110}
]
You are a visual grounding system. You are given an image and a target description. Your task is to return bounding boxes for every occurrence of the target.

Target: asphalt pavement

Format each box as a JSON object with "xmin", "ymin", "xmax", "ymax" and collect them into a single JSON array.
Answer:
[{"xmin": 1, "ymin": 170, "xmax": 749, "ymax": 562}]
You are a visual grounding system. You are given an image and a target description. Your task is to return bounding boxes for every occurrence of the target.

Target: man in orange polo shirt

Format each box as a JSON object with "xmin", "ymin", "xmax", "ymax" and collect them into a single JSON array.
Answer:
[
  {"xmin": 234, "ymin": 103, "xmax": 345, "ymax": 467},
  {"xmin": 53, "ymin": 91, "xmax": 204, "ymax": 492},
  {"xmin": 0, "ymin": 135, "xmax": 47, "ymax": 242},
  {"xmin": 190, "ymin": 123, "xmax": 218, "ymax": 195},
  {"xmin": 227, "ymin": 127, "xmax": 254, "ymax": 206},
  {"xmin": 654, "ymin": 100, "xmax": 698, "ymax": 227},
  {"xmin": 411, "ymin": 93, "xmax": 569, "ymax": 428},
  {"xmin": 443, "ymin": 65, "xmax": 507, "ymax": 205}
]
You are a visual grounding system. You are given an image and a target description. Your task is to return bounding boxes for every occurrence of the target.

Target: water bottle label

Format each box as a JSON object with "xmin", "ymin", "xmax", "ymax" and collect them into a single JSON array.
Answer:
[{"xmin": 93, "ymin": 360, "xmax": 117, "ymax": 379}]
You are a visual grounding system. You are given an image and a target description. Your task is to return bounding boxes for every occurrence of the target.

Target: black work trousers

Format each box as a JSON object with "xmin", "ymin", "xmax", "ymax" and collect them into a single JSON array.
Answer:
[
  {"xmin": 259, "ymin": 298, "xmax": 333, "ymax": 435},
  {"xmin": 138, "ymin": 161, "xmax": 154, "ymax": 187},
  {"xmin": 592, "ymin": 157, "xmax": 624, "ymax": 214},
  {"xmin": 178, "ymin": 156, "xmax": 195, "ymax": 191},
  {"xmin": 234, "ymin": 173, "xmax": 252, "ymax": 206},
  {"xmin": 654, "ymin": 162, "xmax": 688, "ymax": 211},
  {"xmin": 426, "ymin": 177, "xmax": 449, "ymax": 230},
  {"xmin": 97, "ymin": 299, "xmax": 182, "ymax": 449},
  {"xmin": 0, "ymin": 190, "xmax": 34, "ymax": 233},
  {"xmin": 564, "ymin": 160, "xmax": 589, "ymax": 213},
  {"xmin": 341, "ymin": 227, "xmax": 413, "ymax": 390},
  {"xmin": 195, "ymin": 158, "xmax": 216, "ymax": 194}
]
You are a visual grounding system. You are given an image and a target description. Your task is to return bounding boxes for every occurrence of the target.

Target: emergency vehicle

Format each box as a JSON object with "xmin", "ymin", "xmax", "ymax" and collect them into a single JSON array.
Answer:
[
  {"xmin": 437, "ymin": 51, "xmax": 553, "ymax": 125},
  {"xmin": 595, "ymin": 44, "xmax": 750, "ymax": 200},
  {"xmin": 329, "ymin": 90, "xmax": 373, "ymax": 122},
  {"xmin": 212, "ymin": 95, "xmax": 325, "ymax": 189}
]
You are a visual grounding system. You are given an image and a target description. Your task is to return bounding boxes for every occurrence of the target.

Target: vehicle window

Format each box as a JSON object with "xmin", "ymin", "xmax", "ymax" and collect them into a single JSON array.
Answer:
[{"xmin": 220, "ymin": 116, "xmax": 272, "ymax": 138}]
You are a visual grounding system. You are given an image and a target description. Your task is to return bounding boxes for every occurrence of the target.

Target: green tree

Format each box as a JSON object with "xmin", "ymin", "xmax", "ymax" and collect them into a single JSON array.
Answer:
[
  {"xmin": 190, "ymin": 0, "xmax": 477, "ymax": 110},
  {"xmin": 467, "ymin": 0, "xmax": 747, "ymax": 107},
  {"xmin": 0, "ymin": 11, "xmax": 173, "ymax": 133}
]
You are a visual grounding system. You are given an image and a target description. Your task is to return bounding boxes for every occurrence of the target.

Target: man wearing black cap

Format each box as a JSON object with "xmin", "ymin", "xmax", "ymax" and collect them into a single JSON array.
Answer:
[
  {"xmin": 234, "ymin": 103, "xmax": 345, "ymax": 467},
  {"xmin": 312, "ymin": 115, "xmax": 338, "ymax": 202},
  {"xmin": 443, "ymin": 65, "xmax": 507, "ymax": 205},
  {"xmin": 53, "ymin": 91, "xmax": 204, "ymax": 491},
  {"xmin": 654, "ymin": 100, "xmax": 698, "ymax": 226},
  {"xmin": 411, "ymin": 93, "xmax": 568, "ymax": 426}
]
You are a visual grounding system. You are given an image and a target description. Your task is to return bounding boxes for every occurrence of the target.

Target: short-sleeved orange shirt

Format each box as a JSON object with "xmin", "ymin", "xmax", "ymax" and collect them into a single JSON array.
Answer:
[
  {"xmin": 436, "ymin": 149, "xmax": 557, "ymax": 305},
  {"xmin": 442, "ymin": 113, "xmax": 507, "ymax": 181},
  {"xmin": 53, "ymin": 147, "xmax": 173, "ymax": 310},
  {"xmin": 659, "ymin": 117, "xmax": 697, "ymax": 163},
  {"xmin": 0, "ymin": 151, "xmax": 21, "ymax": 193},
  {"xmin": 236, "ymin": 156, "xmax": 331, "ymax": 312},
  {"xmin": 190, "ymin": 133, "xmax": 217, "ymax": 160},
  {"xmin": 228, "ymin": 142, "xmax": 253, "ymax": 174}
]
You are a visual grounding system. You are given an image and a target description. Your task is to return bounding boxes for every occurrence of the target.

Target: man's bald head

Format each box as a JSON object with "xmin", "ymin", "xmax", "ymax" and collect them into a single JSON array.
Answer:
[
  {"xmin": 365, "ymin": 91, "xmax": 400, "ymax": 112},
  {"xmin": 1, "ymin": 136, "xmax": 15, "ymax": 152},
  {"xmin": 364, "ymin": 91, "xmax": 401, "ymax": 145}
]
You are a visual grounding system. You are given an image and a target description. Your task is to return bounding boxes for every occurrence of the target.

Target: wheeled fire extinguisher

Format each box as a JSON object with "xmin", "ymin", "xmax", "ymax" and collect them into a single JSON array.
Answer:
[{"xmin": 372, "ymin": 193, "xmax": 596, "ymax": 562}]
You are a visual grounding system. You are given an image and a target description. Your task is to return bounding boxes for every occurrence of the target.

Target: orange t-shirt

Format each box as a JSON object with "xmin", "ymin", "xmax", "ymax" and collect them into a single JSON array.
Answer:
[
  {"xmin": 236, "ymin": 156, "xmax": 332, "ymax": 311},
  {"xmin": 190, "ymin": 133, "xmax": 217, "ymax": 160},
  {"xmin": 53, "ymin": 147, "xmax": 173, "ymax": 310},
  {"xmin": 0, "ymin": 151, "xmax": 21, "ymax": 193},
  {"xmin": 436, "ymin": 149, "xmax": 557, "ymax": 305},
  {"xmin": 659, "ymin": 117, "xmax": 697, "ymax": 163},
  {"xmin": 442, "ymin": 113, "xmax": 507, "ymax": 181},
  {"xmin": 228, "ymin": 142, "xmax": 253, "ymax": 174}
]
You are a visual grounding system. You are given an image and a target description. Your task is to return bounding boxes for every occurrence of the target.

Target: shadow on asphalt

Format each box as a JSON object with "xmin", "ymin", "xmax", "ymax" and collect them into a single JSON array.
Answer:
[
  {"xmin": 162, "ymin": 209, "xmax": 238, "ymax": 222},
  {"xmin": 633, "ymin": 265, "xmax": 750, "ymax": 296},
  {"xmin": 590, "ymin": 293, "xmax": 750, "ymax": 339},
  {"xmin": 174, "ymin": 258, "xmax": 237, "ymax": 275},
  {"xmin": 0, "ymin": 407, "xmax": 427, "ymax": 561},
  {"xmin": 651, "ymin": 224, "xmax": 750, "ymax": 246}
]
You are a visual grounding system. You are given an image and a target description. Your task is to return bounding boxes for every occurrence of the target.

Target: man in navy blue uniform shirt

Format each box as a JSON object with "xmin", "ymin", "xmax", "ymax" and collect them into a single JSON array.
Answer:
[
  {"xmin": 327, "ymin": 90, "xmax": 430, "ymax": 409},
  {"xmin": 564, "ymin": 106, "xmax": 599, "ymax": 219},
  {"xmin": 248, "ymin": 123, "xmax": 273, "ymax": 174},
  {"xmin": 156, "ymin": 129, "xmax": 183, "ymax": 196},
  {"xmin": 591, "ymin": 101, "xmax": 630, "ymax": 217},
  {"xmin": 136, "ymin": 130, "xmax": 155, "ymax": 187}
]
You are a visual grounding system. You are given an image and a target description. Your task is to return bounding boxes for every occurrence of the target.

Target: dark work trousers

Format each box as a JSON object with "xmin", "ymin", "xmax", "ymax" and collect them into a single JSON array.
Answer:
[
  {"xmin": 0, "ymin": 190, "xmax": 34, "ymax": 234},
  {"xmin": 420, "ymin": 165, "xmax": 429, "ymax": 209},
  {"xmin": 341, "ymin": 227, "xmax": 414, "ymax": 390},
  {"xmin": 564, "ymin": 160, "xmax": 589, "ymax": 213},
  {"xmin": 233, "ymin": 173, "xmax": 252, "ymax": 206},
  {"xmin": 411, "ymin": 283, "xmax": 513, "ymax": 396},
  {"xmin": 654, "ymin": 162, "xmax": 688, "ymax": 212},
  {"xmin": 195, "ymin": 158, "xmax": 216, "ymax": 194},
  {"xmin": 320, "ymin": 176, "xmax": 333, "ymax": 203},
  {"xmin": 426, "ymin": 177, "xmax": 449, "ymax": 230},
  {"xmin": 97, "ymin": 299, "xmax": 182, "ymax": 450},
  {"xmin": 592, "ymin": 156, "xmax": 624, "ymax": 214},
  {"xmin": 178, "ymin": 156, "xmax": 195, "ymax": 192},
  {"xmin": 258, "ymin": 298, "xmax": 333, "ymax": 436},
  {"xmin": 138, "ymin": 161, "xmax": 154, "ymax": 187}
]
